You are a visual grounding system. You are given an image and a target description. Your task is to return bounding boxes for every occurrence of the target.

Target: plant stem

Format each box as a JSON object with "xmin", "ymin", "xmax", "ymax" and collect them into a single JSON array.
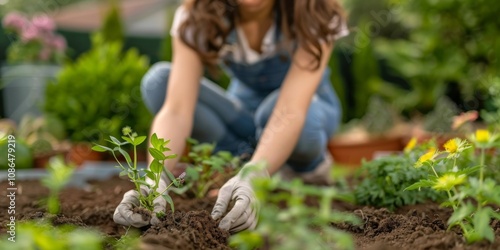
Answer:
[
  {"xmin": 431, "ymin": 164, "xmax": 439, "ymax": 178},
  {"xmin": 446, "ymin": 190, "xmax": 457, "ymax": 210},
  {"xmin": 479, "ymin": 147, "xmax": 485, "ymax": 188},
  {"xmin": 154, "ymin": 180, "xmax": 177, "ymax": 200},
  {"xmin": 113, "ymin": 151, "xmax": 141, "ymax": 195}
]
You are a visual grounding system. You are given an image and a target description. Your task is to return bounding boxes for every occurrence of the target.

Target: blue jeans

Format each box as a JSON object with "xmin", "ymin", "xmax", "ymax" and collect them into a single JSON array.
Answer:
[{"xmin": 141, "ymin": 62, "xmax": 341, "ymax": 172}]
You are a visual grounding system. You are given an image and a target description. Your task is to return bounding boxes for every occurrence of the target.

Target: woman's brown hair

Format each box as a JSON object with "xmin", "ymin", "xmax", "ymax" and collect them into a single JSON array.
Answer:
[{"xmin": 178, "ymin": 0, "xmax": 346, "ymax": 72}]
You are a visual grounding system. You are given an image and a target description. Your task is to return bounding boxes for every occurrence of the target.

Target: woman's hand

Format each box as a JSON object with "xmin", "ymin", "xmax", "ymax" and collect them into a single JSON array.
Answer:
[
  {"xmin": 113, "ymin": 174, "xmax": 169, "ymax": 227},
  {"xmin": 211, "ymin": 163, "xmax": 269, "ymax": 233}
]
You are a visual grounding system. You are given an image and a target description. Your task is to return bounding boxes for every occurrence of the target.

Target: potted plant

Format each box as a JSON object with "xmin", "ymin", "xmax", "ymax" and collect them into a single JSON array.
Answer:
[
  {"xmin": 44, "ymin": 33, "xmax": 151, "ymax": 165},
  {"xmin": 1, "ymin": 12, "xmax": 67, "ymax": 124},
  {"xmin": 328, "ymin": 96, "xmax": 406, "ymax": 167},
  {"xmin": 16, "ymin": 115, "xmax": 71, "ymax": 168}
]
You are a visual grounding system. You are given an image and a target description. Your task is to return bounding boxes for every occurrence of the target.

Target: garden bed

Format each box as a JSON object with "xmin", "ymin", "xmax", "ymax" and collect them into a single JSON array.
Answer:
[{"xmin": 1, "ymin": 174, "xmax": 499, "ymax": 250}]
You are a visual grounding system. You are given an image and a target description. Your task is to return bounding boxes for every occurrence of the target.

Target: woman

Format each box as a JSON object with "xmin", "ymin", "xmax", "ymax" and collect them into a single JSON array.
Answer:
[{"xmin": 114, "ymin": 0, "xmax": 348, "ymax": 233}]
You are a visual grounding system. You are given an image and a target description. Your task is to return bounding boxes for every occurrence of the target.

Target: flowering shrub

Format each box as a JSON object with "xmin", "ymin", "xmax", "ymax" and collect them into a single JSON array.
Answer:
[
  {"xmin": 406, "ymin": 130, "xmax": 500, "ymax": 243},
  {"xmin": 2, "ymin": 12, "xmax": 66, "ymax": 64}
]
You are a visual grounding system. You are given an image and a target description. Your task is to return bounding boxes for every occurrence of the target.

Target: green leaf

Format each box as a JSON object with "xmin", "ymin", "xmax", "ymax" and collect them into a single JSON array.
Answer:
[
  {"xmin": 165, "ymin": 154, "xmax": 177, "ymax": 159},
  {"xmin": 186, "ymin": 167, "xmax": 200, "ymax": 180},
  {"xmin": 119, "ymin": 170, "xmax": 128, "ymax": 177},
  {"xmin": 165, "ymin": 170, "xmax": 175, "ymax": 183},
  {"xmin": 122, "ymin": 136, "xmax": 134, "ymax": 144},
  {"xmin": 133, "ymin": 136, "xmax": 147, "ymax": 146},
  {"xmin": 170, "ymin": 185, "xmax": 190, "ymax": 195},
  {"xmin": 117, "ymin": 148, "xmax": 132, "ymax": 164},
  {"xmin": 448, "ymin": 203, "xmax": 475, "ymax": 226},
  {"xmin": 136, "ymin": 180, "xmax": 151, "ymax": 188},
  {"xmin": 404, "ymin": 180, "xmax": 435, "ymax": 191},
  {"xmin": 457, "ymin": 165, "xmax": 481, "ymax": 176},
  {"xmin": 109, "ymin": 136, "xmax": 121, "ymax": 145},
  {"xmin": 163, "ymin": 194, "xmax": 175, "ymax": 213},
  {"xmin": 149, "ymin": 148, "xmax": 166, "ymax": 161},
  {"xmin": 150, "ymin": 160, "xmax": 163, "ymax": 174},
  {"xmin": 144, "ymin": 169, "xmax": 156, "ymax": 182},
  {"xmin": 92, "ymin": 145, "xmax": 111, "ymax": 152},
  {"xmin": 151, "ymin": 134, "xmax": 160, "ymax": 148},
  {"xmin": 473, "ymin": 208, "xmax": 495, "ymax": 242}
]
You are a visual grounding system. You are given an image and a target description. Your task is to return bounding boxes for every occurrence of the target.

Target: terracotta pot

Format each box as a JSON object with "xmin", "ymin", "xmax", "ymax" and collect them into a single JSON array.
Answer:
[
  {"xmin": 33, "ymin": 150, "xmax": 68, "ymax": 168},
  {"xmin": 328, "ymin": 136, "xmax": 403, "ymax": 167},
  {"xmin": 67, "ymin": 142, "xmax": 105, "ymax": 166}
]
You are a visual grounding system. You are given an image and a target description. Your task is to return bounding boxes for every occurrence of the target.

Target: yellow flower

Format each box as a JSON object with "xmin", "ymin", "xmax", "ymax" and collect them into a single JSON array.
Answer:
[
  {"xmin": 415, "ymin": 149, "xmax": 437, "ymax": 168},
  {"xmin": 444, "ymin": 138, "xmax": 470, "ymax": 159},
  {"xmin": 444, "ymin": 139, "xmax": 458, "ymax": 154},
  {"xmin": 433, "ymin": 174, "xmax": 466, "ymax": 191},
  {"xmin": 404, "ymin": 137, "xmax": 418, "ymax": 153},
  {"xmin": 475, "ymin": 129, "xmax": 490, "ymax": 143}
]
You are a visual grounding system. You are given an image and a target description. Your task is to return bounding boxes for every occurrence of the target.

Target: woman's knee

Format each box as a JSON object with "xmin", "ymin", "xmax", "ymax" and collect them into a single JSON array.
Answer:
[
  {"xmin": 141, "ymin": 62, "xmax": 172, "ymax": 114},
  {"xmin": 289, "ymin": 97, "xmax": 338, "ymax": 168}
]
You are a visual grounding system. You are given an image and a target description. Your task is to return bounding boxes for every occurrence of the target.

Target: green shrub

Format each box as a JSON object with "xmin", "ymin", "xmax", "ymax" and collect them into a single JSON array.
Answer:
[
  {"xmin": 375, "ymin": 0, "xmax": 500, "ymax": 112},
  {"xmin": 44, "ymin": 34, "xmax": 151, "ymax": 144},
  {"xmin": 354, "ymin": 148, "xmax": 444, "ymax": 210}
]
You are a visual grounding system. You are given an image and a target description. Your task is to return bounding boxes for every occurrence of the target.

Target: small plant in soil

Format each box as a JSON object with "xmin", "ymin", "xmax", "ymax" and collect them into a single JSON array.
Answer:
[
  {"xmin": 406, "ymin": 130, "xmax": 500, "ymax": 243},
  {"xmin": 231, "ymin": 172, "xmax": 361, "ymax": 250},
  {"xmin": 92, "ymin": 127, "xmax": 185, "ymax": 214},
  {"xmin": 176, "ymin": 138, "xmax": 239, "ymax": 198},
  {"xmin": 0, "ymin": 220, "xmax": 104, "ymax": 250},
  {"xmin": 40, "ymin": 156, "xmax": 75, "ymax": 215},
  {"xmin": 354, "ymin": 139, "xmax": 444, "ymax": 210}
]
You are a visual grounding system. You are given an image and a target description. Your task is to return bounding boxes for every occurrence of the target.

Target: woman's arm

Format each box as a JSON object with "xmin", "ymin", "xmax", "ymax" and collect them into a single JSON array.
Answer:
[
  {"xmin": 149, "ymin": 36, "xmax": 203, "ymax": 171},
  {"xmin": 250, "ymin": 43, "xmax": 334, "ymax": 174}
]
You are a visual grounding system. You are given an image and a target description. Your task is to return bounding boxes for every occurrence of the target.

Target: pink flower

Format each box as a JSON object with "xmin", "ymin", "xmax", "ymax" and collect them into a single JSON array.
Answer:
[
  {"xmin": 39, "ymin": 47, "xmax": 52, "ymax": 61},
  {"xmin": 51, "ymin": 35, "xmax": 67, "ymax": 52},
  {"xmin": 2, "ymin": 12, "xmax": 29, "ymax": 33},
  {"xmin": 20, "ymin": 24, "xmax": 40, "ymax": 42},
  {"xmin": 31, "ymin": 15, "xmax": 55, "ymax": 33}
]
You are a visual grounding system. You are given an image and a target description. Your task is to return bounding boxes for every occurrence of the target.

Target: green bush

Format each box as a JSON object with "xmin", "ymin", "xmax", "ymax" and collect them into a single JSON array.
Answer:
[
  {"xmin": 44, "ymin": 34, "xmax": 151, "ymax": 144},
  {"xmin": 355, "ymin": 149, "xmax": 444, "ymax": 210},
  {"xmin": 375, "ymin": 0, "xmax": 500, "ymax": 113}
]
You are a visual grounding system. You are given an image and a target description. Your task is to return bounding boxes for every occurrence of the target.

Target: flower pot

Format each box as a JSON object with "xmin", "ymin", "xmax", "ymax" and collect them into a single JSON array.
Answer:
[
  {"xmin": 1, "ymin": 64, "xmax": 61, "ymax": 124},
  {"xmin": 33, "ymin": 150, "xmax": 68, "ymax": 169},
  {"xmin": 67, "ymin": 142, "xmax": 105, "ymax": 166},
  {"xmin": 328, "ymin": 136, "xmax": 404, "ymax": 167}
]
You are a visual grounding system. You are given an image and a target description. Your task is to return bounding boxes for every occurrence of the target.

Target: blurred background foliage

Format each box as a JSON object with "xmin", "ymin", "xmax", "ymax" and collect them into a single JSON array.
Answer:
[{"xmin": 1, "ymin": 0, "xmax": 499, "ymax": 124}]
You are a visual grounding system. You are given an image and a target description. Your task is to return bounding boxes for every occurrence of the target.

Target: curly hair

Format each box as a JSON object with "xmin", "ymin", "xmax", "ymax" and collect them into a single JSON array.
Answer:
[{"xmin": 178, "ymin": 0, "xmax": 346, "ymax": 72}]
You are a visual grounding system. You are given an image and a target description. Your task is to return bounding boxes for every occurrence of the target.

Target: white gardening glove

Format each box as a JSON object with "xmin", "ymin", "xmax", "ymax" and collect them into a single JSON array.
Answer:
[
  {"xmin": 113, "ymin": 172, "xmax": 169, "ymax": 228},
  {"xmin": 211, "ymin": 162, "xmax": 269, "ymax": 233}
]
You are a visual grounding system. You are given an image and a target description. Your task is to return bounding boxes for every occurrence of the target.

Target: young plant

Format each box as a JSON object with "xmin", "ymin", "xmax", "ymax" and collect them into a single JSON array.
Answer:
[
  {"xmin": 405, "ymin": 131, "xmax": 500, "ymax": 243},
  {"xmin": 92, "ymin": 127, "xmax": 185, "ymax": 214},
  {"xmin": 230, "ymin": 169, "xmax": 360, "ymax": 250},
  {"xmin": 178, "ymin": 138, "xmax": 239, "ymax": 198},
  {"xmin": 0, "ymin": 220, "xmax": 104, "ymax": 250},
  {"xmin": 354, "ymin": 141, "xmax": 444, "ymax": 210},
  {"xmin": 40, "ymin": 157, "xmax": 75, "ymax": 215}
]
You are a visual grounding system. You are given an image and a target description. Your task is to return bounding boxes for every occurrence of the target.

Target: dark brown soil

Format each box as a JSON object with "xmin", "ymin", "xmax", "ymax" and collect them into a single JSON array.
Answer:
[
  {"xmin": 337, "ymin": 204, "xmax": 500, "ymax": 250},
  {"xmin": 141, "ymin": 210, "xmax": 230, "ymax": 250},
  {"xmin": 1, "ymin": 176, "xmax": 499, "ymax": 249}
]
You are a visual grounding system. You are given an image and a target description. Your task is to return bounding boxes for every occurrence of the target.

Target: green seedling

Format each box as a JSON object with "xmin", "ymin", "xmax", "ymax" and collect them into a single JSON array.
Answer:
[
  {"xmin": 405, "ymin": 130, "xmax": 500, "ymax": 243},
  {"xmin": 178, "ymin": 138, "xmax": 239, "ymax": 198},
  {"xmin": 92, "ymin": 127, "xmax": 185, "ymax": 214},
  {"xmin": 0, "ymin": 220, "xmax": 104, "ymax": 250},
  {"xmin": 354, "ymin": 140, "xmax": 444, "ymax": 210},
  {"xmin": 40, "ymin": 157, "xmax": 75, "ymax": 215},
  {"xmin": 231, "ymin": 166, "xmax": 360, "ymax": 250}
]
